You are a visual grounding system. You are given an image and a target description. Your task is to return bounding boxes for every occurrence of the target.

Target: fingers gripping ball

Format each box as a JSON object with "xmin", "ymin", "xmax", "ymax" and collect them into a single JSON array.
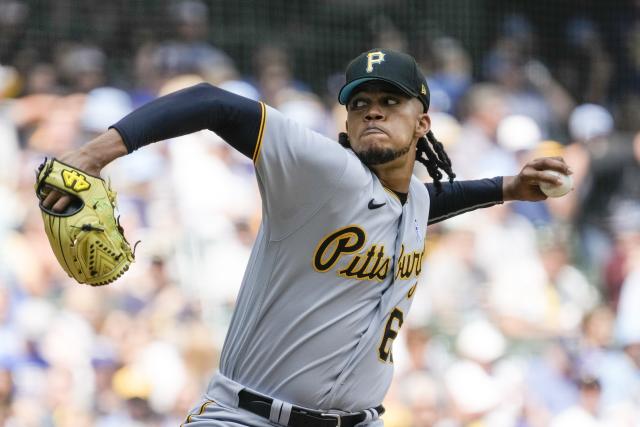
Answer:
[
  {"xmin": 539, "ymin": 170, "xmax": 573, "ymax": 198},
  {"xmin": 35, "ymin": 158, "xmax": 137, "ymax": 286}
]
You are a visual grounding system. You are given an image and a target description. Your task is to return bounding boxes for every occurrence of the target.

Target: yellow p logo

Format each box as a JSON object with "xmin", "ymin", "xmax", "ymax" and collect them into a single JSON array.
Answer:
[
  {"xmin": 366, "ymin": 51, "xmax": 386, "ymax": 73},
  {"xmin": 62, "ymin": 169, "xmax": 91, "ymax": 192}
]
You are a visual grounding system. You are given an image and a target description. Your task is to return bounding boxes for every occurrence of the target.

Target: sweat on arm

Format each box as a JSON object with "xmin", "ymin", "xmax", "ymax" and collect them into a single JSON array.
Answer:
[{"xmin": 110, "ymin": 83, "xmax": 264, "ymax": 159}]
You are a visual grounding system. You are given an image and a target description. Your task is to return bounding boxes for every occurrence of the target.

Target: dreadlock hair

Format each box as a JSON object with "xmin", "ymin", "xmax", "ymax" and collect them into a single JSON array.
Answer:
[
  {"xmin": 416, "ymin": 130, "xmax": 456, "ymax": 193},
  {"xmin": 338, "ymin": 130, "xmax": 456, "ymax": 193},
  {"xmin": 338, "ymin": 132, "xmax": 350, "ymax": 148}
]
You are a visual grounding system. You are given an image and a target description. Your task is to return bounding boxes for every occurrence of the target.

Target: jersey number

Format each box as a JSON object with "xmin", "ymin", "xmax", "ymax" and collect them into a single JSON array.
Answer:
[{"xmin": 378, "ymin": 308, "xmax": 404, "ymax": 363}]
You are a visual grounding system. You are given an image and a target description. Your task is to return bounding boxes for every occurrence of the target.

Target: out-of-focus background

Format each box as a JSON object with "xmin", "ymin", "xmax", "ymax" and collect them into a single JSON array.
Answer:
[{"xmin": 1, "ymin": 0, "xmax": 639, "ymax": 426}]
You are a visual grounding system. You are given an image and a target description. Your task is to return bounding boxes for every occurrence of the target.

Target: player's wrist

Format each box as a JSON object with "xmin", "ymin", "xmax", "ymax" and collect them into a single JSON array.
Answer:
[
  {"xmin": 82, "ymin": 128, "xmax": 128, "ymax": 172},
  {"xmin": 502, "ymin": 176, "xmax": 516, "ymax": 201}
]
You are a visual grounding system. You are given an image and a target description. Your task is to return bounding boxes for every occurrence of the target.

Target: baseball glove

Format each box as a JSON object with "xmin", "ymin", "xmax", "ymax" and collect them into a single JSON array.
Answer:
[{"xmin": 35, "ymin": 158, "xmax": 136, "ymax": 286}]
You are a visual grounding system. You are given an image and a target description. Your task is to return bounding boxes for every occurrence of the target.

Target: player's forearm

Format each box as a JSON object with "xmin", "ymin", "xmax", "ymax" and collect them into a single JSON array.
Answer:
[
  {"xmin": 81, "ymin": 129, "xmax": 128, "ymax": 170},
  {"xmin": 65, "ymin": 128, "xmax": 129, "ymax": 176},
  {"xmin": 426, "ymin": 177, "xmax": 503, "ymax": 225}
]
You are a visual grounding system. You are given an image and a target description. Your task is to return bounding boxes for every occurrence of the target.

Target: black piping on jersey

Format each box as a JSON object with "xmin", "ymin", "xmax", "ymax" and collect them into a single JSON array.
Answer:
[{"xmin": 110, "ymin": 83, "xmax": 263, "ymax": 159}]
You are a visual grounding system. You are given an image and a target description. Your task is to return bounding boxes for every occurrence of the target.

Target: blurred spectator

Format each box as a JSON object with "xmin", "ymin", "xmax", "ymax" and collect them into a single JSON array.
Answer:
[
  {"xmin": 496, "ymin": 114, "xmax": 541, "ymax": 154},
  {"xmin": 427, "ymin": 112, "xmax": 461, "ymax": 149},
  {"xmin": 483, "ymin": 14, "xmax": 574, "ymax": 137},
  {"xmin": 602, "ymin": 153, "xmax": 640, "ymax": 309},
  {"xmin": 0, "ymin": 0, "xmax": 29, "ymax": 66},
  {"xmin": 613, "ymin": 205, "xmax": 640, "ymax": 349},
  {"xmin": 21, "ymin": 63, "xmax": 59, "ymax": 96},
  {"xmin": 0, "ymin": 64, "xmax": 21, "ymax": 98},
  {"xmin": 56, "ymin": 45, "xmax": 107, "ymax": 93},
  {"xmin": 2, "ymin": 3, "xmax": 640, "ymax": 425},
  {"xmin": 565, "ymin": 103, "xmax": 640, "ymax": 284},
  {"xmin": 278, "ymin": 90, "xmax": 333, "ymax": 134},
  {"xmin": 152, "ymin": 0, "xmax": 235, "ymax": 84},
  {"xmin": 487, "ymin": 222, "xmax": 597, "ymax": 340},
  {"xmin": 577, "ymin": 306, "xmax": 616, "ymax": 375},
  {"xmin": 557, "ymin": 17, "xmax": 613, "ymax": 106},
  {"xmin": 595, "ymin": 334, "xmax": 640, "ymax": 421},
  {"xmin": 0, "ymin": 107, "xmax": 20, "ymax": 197},
  {"xmin": 10, "ymin": 91, "xmax": 86, "ymax": 154},
  {"xmin": 443, "ymin": 319, "xmax": 520, "ymax": 426},
  {"xmin": 450, "ymin": 83, "xmax": 511, "ymax": 179},
  {"xmin": 253, "ymin": 44, "xmax": 311, "ymax": 107},
  {"xmin": 536, "ymin": 226, "xmax": 599, "ymax": 332},
  {"xmin": 424, "ymin": 37, "xmax": 472, "ymax": 114},
  {"xmin": 526, "ymin": 342, "xmax": 579, "ymax": 420},
  {"xmin": 0, "ymin": 366, "xmax": 14, "ymax": 409},
  {"xmin": 397, "ymin": 373, "xmax": 443, "ymax": 427},
  {"xmin": 496, "ymin": 114, "xmax": 558, "ymax": 226},
  {"xmin": 417, "ymin": 215, "xmax": 488, "ymax": 333},
  {"xmin": 470, "ymin": 205, "xmax": 548, "ymax": 337},
  {"xmin": 549, "ymin": 376, "xmax": 603, "ymax": 427},
  {"xmin": 81, "ymin": 87, "xmax": 134, "ymax": 137}
]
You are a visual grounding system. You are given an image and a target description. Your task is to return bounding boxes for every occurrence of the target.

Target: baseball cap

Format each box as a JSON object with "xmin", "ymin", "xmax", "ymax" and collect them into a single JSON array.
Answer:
[{"xmin": 338, "ymin": 48, "xmax": 430, "ymax": 111}]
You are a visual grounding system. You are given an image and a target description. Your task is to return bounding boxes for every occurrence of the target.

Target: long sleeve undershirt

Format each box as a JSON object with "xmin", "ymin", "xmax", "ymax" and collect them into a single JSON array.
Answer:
[
  {"xmin": 425, "ymin": 178, "xmax": 503, "ymax": 225},
  {"xmin": 110, "ymin": 82, "xmax": 504, "ymax": 224}
]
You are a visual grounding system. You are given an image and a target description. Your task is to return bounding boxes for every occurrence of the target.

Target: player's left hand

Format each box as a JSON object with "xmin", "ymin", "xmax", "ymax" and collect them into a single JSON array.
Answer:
[{"xmin": 502, "ymin": 157, "xmax": 572, "ymax": 201}]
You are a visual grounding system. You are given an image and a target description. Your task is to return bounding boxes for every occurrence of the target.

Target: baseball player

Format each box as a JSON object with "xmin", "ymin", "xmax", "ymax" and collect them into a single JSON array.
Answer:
[{"xmin": 41, "ymin": 48, "xmax": 571, "ymax": 426}]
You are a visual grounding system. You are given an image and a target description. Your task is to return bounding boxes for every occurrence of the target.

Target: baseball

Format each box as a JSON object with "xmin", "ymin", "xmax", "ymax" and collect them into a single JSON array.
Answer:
[{"xmin": 539, "ymin": 170, "xmax": 573, "ymax": 197}]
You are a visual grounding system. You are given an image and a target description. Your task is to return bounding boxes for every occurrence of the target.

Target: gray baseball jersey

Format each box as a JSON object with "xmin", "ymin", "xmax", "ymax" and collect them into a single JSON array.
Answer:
[
  {"xmin": 112, "ymin": 82, "xmax": 504, "ymax": 421},
  {"xmin": 218, "ymin": 104, "xmax": 429, "ymax": 411}
]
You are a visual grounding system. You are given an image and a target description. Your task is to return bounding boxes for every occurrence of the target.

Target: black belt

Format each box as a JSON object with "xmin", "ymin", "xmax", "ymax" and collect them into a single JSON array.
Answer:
[{"xmin": 238, "ymin": 389, "xmax": 384, "ymax": 427}]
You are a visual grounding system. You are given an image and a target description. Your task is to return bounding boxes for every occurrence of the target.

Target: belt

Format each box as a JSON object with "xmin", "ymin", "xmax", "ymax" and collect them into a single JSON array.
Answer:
[{"xmin": 237, "ymin": 389, "xmax": 384, "ymax": 427}]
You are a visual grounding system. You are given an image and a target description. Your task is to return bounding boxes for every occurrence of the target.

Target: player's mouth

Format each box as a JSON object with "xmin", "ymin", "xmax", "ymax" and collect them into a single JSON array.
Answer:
[{"xmin": 361, "ymin": 126, "xmax": 387, "ymax": 137}]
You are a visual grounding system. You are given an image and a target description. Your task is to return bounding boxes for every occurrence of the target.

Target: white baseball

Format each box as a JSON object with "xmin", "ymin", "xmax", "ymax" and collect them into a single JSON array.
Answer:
[{"xmin": 539, "ymin": 170, "xmax": 573, "ymax": 197}]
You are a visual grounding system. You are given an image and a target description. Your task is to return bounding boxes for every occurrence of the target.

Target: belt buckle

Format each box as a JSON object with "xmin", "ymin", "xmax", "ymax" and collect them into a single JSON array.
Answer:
[{"xmin": 321, "ymin": 413, "xmax": 341, "ymax": 427}]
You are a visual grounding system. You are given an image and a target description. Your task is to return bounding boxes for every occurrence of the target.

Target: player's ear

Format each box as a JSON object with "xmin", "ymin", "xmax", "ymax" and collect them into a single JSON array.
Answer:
[{"xmin": 416, "ymin": 113, "xmax": 430, "ymax": 138}]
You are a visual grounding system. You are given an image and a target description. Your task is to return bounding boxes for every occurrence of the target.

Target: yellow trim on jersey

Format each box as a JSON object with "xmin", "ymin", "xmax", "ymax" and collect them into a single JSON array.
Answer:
[
  {"xmin": 382, "ymin": 186, "xmax": 401, "ymax": 202},
  {"xmin": 252, "ymin": 102, "xmax": 267, "ymax": 164},
  {"xmin": 181, "ymin": 399, "xmax": 217, "ymax": 426}
]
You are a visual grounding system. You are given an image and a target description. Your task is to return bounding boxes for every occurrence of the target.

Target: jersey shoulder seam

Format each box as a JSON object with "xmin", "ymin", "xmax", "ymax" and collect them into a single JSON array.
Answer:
[{"xmin": 266, "ymin": 149, "xmax": 351, "ymax": 242}]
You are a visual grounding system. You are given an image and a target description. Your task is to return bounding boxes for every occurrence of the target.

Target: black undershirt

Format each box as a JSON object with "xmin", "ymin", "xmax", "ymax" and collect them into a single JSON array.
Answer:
[
  {"xmin": 425, "ymin": 178, "xmax": 503, "ymax": 225},
  {"xmin": 111, "ymin": 83, "xmax": 262, "ymax": 158},
  {"xmin": 110, "ymin": 82, "xmax": 504, "ymax": 224},
  {"xmin": 393, "ymin": 190, "xmax": 408, "ymax": 205}
]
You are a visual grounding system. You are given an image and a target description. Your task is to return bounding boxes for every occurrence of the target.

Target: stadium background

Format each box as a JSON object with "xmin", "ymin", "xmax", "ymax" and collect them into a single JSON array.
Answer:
[{"xmin": 1, "ymin": 0, "xmax": 639, "ymax": 426}]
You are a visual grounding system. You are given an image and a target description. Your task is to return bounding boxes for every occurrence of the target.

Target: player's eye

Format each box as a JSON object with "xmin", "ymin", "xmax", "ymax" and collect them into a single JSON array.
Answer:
[
  {"xmin": 350, "ymin": 98, "xmax": 368, "ymax": 109},
  {"xmin": 384, "ymin": 97, "xmax": 400, "ymax": 106}
]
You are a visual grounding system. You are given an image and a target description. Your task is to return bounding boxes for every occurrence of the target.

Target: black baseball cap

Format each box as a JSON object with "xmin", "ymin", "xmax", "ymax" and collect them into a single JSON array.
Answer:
[{"xmin": 338, "ymin": 48, "xmax": 430, "ymax": 112}]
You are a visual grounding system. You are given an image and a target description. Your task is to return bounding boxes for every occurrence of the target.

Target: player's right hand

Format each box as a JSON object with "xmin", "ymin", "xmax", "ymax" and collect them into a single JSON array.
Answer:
[{"xmin": 502, "ymin": 156, "xmax": 572, "ymax": 202}]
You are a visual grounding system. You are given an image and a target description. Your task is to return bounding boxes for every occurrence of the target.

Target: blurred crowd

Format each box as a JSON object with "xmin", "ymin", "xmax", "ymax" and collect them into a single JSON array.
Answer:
[{"xmin": 1, "ymin": 0, "xmax": 640, "ymax": 426}]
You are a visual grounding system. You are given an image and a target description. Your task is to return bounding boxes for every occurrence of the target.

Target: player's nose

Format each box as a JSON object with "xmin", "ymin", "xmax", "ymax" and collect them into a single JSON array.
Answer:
[{"xmin": 365, "ymin": 104, "xmax": 384, "ymax": 121}]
